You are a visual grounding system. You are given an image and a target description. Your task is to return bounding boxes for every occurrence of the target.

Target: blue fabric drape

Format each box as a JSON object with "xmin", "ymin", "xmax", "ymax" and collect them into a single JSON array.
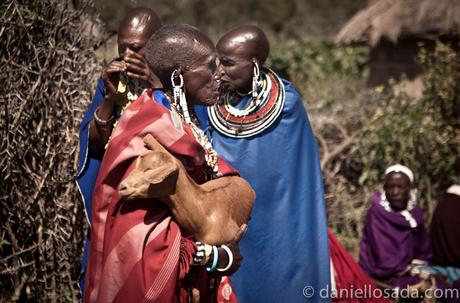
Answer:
[
  {"xmin": 75, "ymin": 77, "xmax": 105, "ymax": 293},
  {"xmin": 196, "ymin": 80, "xmax": 331, "ymax": 302}
]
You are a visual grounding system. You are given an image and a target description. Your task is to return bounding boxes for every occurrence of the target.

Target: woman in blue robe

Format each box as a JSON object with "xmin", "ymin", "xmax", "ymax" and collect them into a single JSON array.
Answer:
[
  {"xmin": 75, "ymin": 7, "xmax": 162, "ymax": 292},
  {"xmin": 197, "ymin": 25, "xmax": 331, "ymax": 302}
]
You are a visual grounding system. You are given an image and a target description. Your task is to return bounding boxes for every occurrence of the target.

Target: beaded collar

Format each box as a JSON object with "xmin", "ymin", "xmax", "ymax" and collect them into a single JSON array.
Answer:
[{"xmin": 208, "ymin": 68, "xmax": 285, "ymax": 138}]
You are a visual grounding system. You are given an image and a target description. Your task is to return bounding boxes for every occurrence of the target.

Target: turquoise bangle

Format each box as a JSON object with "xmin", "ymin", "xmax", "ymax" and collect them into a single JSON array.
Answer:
[{"xmin": 206, "ymin": 245, "xmax": 219, "ymax": 272}]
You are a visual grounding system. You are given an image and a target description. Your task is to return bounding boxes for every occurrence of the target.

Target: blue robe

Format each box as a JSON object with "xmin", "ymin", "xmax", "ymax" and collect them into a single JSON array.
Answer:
[
  {"xmin": 75, "ymin": 79, "xmax": 169, "ymax": 294},
  {"xmin": 75, "ymin": 78, "xmax": 105, "ymax": 293},
  {"xmin": 196, "ymin": 79, "xmax": 331, "ymax": 302}
]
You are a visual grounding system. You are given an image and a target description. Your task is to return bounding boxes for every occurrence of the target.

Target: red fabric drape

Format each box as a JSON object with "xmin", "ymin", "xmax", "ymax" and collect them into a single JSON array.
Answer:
[
  {"xmin": 329, "ymin": 229, "xmax": 390, "ymax": 303},
  {"xmin": 84, "ymin": 91, "xmax": 237, "ymax": 303}
]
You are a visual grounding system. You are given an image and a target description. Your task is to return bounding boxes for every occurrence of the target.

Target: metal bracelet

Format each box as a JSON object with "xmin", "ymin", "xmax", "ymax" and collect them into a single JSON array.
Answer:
[{"xmin": 94, "ymin": 107, "xmax": 115, "ymax": 126}]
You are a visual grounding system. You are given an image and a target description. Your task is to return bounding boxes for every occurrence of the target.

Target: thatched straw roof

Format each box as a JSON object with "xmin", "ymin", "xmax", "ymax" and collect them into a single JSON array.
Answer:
[{"xmin": 335, "ymin": 0, "xmax": 460, "ymax": 46}]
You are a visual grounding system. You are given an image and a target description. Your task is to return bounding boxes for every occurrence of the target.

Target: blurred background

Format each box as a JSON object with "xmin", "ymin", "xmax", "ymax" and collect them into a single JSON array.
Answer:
[{"xmin": 1, "ymin": 0, "xmax": 459, "ymax": 301}]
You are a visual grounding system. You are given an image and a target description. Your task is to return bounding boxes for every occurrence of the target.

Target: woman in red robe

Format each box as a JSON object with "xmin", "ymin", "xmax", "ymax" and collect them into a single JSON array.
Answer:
[{"xmin": 84, "ymin": 24, "xmax": 247, "ymax": 303}]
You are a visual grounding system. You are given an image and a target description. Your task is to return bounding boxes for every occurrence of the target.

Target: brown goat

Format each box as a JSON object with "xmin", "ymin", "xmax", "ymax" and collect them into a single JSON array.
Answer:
[{"xmin": 119, "ymin": 134, "xmax": 255, "ymax": 245}]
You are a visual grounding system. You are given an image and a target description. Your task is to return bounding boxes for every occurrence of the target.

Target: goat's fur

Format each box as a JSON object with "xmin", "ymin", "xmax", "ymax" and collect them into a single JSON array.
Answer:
[{"xmin": 119, "ymin": 134, "xmax": 255, "ymax": 244}]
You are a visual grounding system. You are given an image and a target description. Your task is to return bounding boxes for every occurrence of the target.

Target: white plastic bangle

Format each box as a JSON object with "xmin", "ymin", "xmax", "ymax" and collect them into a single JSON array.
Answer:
[
  {"xmin": 206, "ymin": 245, "xmax": 219, "ymax": 272},
  {"xmin": 217, "ymin": 244, "xmax": 234, "ymax": 272}
]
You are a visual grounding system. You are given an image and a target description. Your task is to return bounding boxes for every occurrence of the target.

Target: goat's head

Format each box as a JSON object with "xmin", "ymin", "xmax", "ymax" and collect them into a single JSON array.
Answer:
[{"xmin": 119, "ymin": 135, "xmax": 179, "ymax": 200}]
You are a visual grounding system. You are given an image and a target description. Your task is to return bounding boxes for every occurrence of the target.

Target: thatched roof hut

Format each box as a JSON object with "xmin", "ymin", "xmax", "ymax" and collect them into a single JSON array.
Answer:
[
  {"xmin": 335, "ymin": 0, "xmax": 460, "ymax": 86},
  {"xmin": 335, "ymin": 0, "xmax": 460, "ymax": 46}
]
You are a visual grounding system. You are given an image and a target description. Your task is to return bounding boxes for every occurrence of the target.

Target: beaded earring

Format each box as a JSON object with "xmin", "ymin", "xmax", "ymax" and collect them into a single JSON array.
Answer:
[
  {"xmin": 252, "ymin": 59, "xmax": 260, "ymax": 101},
  {"xmin": 170, "ymin": 70, "xmax": 191, "ymax": 124}
]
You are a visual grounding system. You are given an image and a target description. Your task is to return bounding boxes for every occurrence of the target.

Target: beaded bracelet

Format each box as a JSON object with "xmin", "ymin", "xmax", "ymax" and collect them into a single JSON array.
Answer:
[
  {"xmin": 206, "ymin": 245, "xmax": 219, "ymax": 272},
  {"xmin": 193, "ymin": 242, "xmax": 206, "ymax": 265},
  {"xmin": 217, "ymin": 245, "xmax": 234, "ymax": 272},
  {"xmin": 94, "ymin": 107, "xmax": 115, "ymax": 126},
  {"xmin": 193, "ymin": 242, "xmax": 214, "ymax": 266}
]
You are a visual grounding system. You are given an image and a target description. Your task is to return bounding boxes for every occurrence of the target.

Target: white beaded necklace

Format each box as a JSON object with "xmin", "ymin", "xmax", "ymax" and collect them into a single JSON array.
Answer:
[
  {"xmin": 168, "ymin": 97, "xmax": 219, "ymax": 176},
  {"xmin": 223, "ymin": 73, "xmax": 271, "ymax": 118},
  {"xmin": 379, "ymin": 191, "xmax": 418, "ymax": 228}
]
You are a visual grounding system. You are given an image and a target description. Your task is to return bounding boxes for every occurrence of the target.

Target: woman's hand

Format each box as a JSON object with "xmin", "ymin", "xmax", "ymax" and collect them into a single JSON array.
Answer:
[
  {"xmin": 102, "ymin": 60, "xmax": 126, "ymax": 97},
  {"xmin": 124, "ymin": 49, "xmax": 162, "ymax": 88},
  {"xmin": 215, "ymin": 224, "xmax": 248, "ymax": 276}
]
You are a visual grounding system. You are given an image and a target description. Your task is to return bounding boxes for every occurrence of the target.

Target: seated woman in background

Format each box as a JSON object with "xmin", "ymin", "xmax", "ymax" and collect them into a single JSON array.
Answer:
[
  {"xmin": 359, "ymin": 164, "xmax": 460, "ymax": 302},
  {"xmin": 359, "ymin": 164, "xmax": 432, "ymax": 289}
]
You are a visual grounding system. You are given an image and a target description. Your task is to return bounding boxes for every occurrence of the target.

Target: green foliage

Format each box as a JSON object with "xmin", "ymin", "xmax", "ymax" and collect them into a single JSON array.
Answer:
[
  {"xmin": 305, "ymin": 41, "xmax": 459, "ymax": 254},
  {"xmin": 267, "ymin": 42, "xmax": 369, "ymax": 97},
  {"xmin": 93, "ymin": 0, "xmax": 367, "ymax": 40},
  {"xmin": 421, "ymin": 42, "xmax": 460, "ymax": 133},
  {"xmin": 357, "ymin": 42, "xmax": 460, "ymax": 223}
]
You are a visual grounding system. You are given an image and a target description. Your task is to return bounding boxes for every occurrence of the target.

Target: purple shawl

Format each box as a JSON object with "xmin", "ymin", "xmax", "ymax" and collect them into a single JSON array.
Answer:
[{"xmin": 359, "ymin": 191, "xmax": 433, "ymax": 282}]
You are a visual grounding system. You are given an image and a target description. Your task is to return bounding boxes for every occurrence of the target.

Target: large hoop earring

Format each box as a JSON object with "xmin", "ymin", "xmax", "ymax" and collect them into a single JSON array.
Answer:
[
  {"xmin": 170, "ymin": 70, "xmax": 191, "ymax": 124},
  {"xmin": 252, "ymin": 59, "xmax": 260, "ymax": 100}
]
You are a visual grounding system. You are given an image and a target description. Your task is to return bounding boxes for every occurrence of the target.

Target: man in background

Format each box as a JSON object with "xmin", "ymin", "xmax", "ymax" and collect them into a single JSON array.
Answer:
[{"xmin": 75, "ymin": 6, "xmax": 162, "ymax": 293}]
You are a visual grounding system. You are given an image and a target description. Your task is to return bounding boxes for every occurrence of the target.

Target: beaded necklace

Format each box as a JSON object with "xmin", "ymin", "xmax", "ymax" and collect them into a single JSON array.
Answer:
[
  {"xmin": 168, "ymin": 97, "xmax": 220, "ymax": 177},
  {"xmin": 223, "ymin": 72, "xmax": 271, "ymax": 118},
  {"xmin": 379, "ymin": 190, "xmax": 418, "ymax": 228},
  {"xmin": 208, "ymin": 68, "xmax": 285, "ymax": 138}
]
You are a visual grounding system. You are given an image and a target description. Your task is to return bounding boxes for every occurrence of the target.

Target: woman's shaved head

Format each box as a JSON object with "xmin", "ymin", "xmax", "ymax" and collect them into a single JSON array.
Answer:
[
  {"xmin": 118, "ymin": 7, "xmax": 162, "ymax": 39},
  {"xmin": 145, "ymin": 24, "xmax": 215, "ymax": 89},
  {"xmin": 217, "ymin": 25, "xmax": 270, "ymax": 64}
]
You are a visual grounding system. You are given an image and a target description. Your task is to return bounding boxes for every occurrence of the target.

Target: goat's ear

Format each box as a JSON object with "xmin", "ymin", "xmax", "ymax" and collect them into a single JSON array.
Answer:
[
  {"xmin": 145, "ymin": 164, "xmax": 178, "ymax": 184},
  {"xmin": 144, "ymin": 134, "xmax": 168, "ymax": 154},
  {"xmin": 147, "ymin": 167, "xmax": 178, "ymax": 197}
]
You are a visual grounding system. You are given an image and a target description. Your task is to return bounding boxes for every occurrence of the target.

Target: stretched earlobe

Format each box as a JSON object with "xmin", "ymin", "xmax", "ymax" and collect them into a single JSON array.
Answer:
[
  {"xmin": 252, "ymin": 59, "xmax": 260, "ymax": 100},
  {"xmin": 170, "ymin": 69, "xmax": 191, "ymax": 124}
]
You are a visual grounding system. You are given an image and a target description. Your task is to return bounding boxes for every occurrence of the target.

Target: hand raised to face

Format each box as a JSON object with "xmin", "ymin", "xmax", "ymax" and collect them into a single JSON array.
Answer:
[
  {"xmin": 116, "ymin": 8, "xmax": 162, "ymax": 89},
  {"xmin": 123, "ymin": 48, "xmax": 162, "ymax": 88},
  {"xmin": 101, "ymin": 60, "xmax": 127, "ymax": 106}
]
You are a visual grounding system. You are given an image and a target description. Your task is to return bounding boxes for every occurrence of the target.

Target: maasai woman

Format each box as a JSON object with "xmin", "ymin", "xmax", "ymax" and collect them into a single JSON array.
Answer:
[
  {"xmin": 84, "ymin": 24, "xmax": 249, "ymax": 303},
  {"xmin": 197, "ymin": 25, "xmax": 331, "ymax": 303}
]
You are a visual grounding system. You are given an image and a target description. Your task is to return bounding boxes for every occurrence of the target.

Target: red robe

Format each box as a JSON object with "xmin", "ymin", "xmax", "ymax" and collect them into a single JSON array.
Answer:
[
  {"xmin": 329, "ymin": 229, "xmax": 389, "ymax": 303},
  {"xmin": 84, "ymin": 90, "xmax": 238, "ymax": 303}
]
